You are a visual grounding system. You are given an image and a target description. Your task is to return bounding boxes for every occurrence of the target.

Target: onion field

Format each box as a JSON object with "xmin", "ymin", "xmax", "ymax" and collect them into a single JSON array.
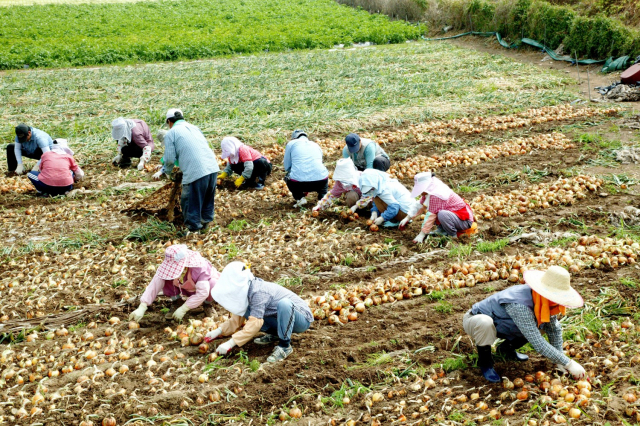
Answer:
[{"xmin": 1, "ymin": 30, "xmax": 640, "ymax": 426}]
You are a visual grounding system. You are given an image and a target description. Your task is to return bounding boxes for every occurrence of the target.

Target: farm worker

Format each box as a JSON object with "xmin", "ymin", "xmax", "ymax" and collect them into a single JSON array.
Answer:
[
  {"xmin": 111, "ymin": 117, "xmax": 155, "ymax": 170},
  {"xmin": 400, "ymin": 172, "xmax": 478, "ymax": 243},
  {"xmin": 218, "ymin": 136, "xmax": 272, "ymax": 190},
  {"xmin": 463, "ymin": 266, "xmax": 586, "ymax": 383},
  {"xmin": 27, "ymin": 139, "xmax": 84, "ymax": 197},
  {"xmin": 343, "ymin": 133, "xmax": 390, "ymax": 172},
  {"xmin": 284, "ymin": 130, "xmax": 329, "ymax": 208},
  {"xmin": 359, "ymin": 168, "xmax": 420, "ymax": 227},
  {"xmin": 312, "ymin": 158, "xmax": 371, "ymax": 212},
  {"xmin": 129, "ymin": 244, "xmax": 219, "ymax": 321},
  {"xmin": 158, "ymin": 108, "xmax": 220, "ymax": 233},
  {"xmin": 205, "ymin": 261, "xmax": 313, "ymax": 362},
  {"xmin": 152, "ymin": 129, "xmax": 179, "ymax": 179},
  {"xmin": 7, "ymin": 124, "xmax": 53, "ymax": 175}
]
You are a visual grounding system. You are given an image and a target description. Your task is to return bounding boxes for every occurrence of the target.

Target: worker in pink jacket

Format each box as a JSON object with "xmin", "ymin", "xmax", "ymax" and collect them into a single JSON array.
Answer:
[
  {"xmin": 218, "ymin": 136, "xmax": 272, "ymax": 190},
  {"xmin": 129, "ymin": 245, "xmax": 219, "ymax": 321}
]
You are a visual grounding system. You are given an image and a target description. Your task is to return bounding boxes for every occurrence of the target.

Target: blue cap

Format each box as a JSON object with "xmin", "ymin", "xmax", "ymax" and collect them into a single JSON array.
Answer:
[{"xmin": 345, "ymin": 133, "xmax": 360, "ymax": 153}]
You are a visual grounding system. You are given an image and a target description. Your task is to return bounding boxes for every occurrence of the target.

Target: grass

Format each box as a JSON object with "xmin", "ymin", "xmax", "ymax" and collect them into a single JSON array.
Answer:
[
  {"xmin": 448, "ymin": 243, "xmax": 473, "ymax": 258},
  {"xmin": 441, "ymin": 355, "xmax": 468, "ymax": 372},
  {"xmin": 620, "ymin": 278, "xmax": 640, "ymax": 289},
  {"xmin": 0, "ymin": 0, "xmax": 424, "ymax": 69},
  {"xmin": 276, "ymin": 276, "xmax": 302, "ymax": 288},
  {"xmin": 434, "ymin": 300, "xmax": 453, "ymax": 314},
  {"xmin": 476, "ymin": 238, "xmax": 509, "ymax": 253},
  {"xmin": 126, "ymin": 218, "xmax": 176, "ymax": 242},
  {"xmin": 0, "ymin": 42, "xmax": 574, "ymax": 160},
  {"xmin": 227, "ymin": 219, "xmax": 249, "ymax": 232}
]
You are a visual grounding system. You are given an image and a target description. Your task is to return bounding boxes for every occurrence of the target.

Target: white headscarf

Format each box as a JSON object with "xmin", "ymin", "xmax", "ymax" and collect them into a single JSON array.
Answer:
[
  {"xmin": 359, "ymin": 168, "xmax": 389, "ymax": 197},
  {"xmin": 210, "ymin": 261, "xmax": 253, "ymax": 316},
  {"xmin": 51, "ymin": 139, "xmax": 74, "ymax": 156},
  {"xmin": 333, "ymin": 158, "xmax": 359, "ymax": 188},
  {"xmin": 220, "ymin": 137, "xmax": 243, "ymax": 164},
  {"xmin": 111, "ymin": 118, "xmax": 136, "ymax": 142}
]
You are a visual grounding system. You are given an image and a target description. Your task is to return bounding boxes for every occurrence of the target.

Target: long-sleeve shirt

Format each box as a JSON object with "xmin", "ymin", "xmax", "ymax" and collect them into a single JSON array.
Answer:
[
  {"xmin": 219, "ymin": 278, "xmax": 313, "ymax": 346},
  {"xmin": 130, "ymin": 119, "xmax": 154, "ymax": 150},
  {"xmin": 141, "ymin": 265, "xmax": 220, "ymax": 309},
  {"xmin": 223, "ymin": 145, "xmax": 266, "ymax": 179},
  {"xmin": 284, "ymin": 136, "xmax": 328, "ymax": 182},
  {"xmin": 163, "ymin": 120, "xmax": 220, "ymax": 185},
  {"xmin": 342, "ymin": 138, "xmax": 388, "ymax": 170},
  {"xmin": 38, "ymin": 151, "xmax": 83, "ymax": 187},
  {"xmin": 419, "ymin": 193, "xmax": 474, "ymax": 234},
  {"xmin": 371, "ymin": 180, "xmax": 419, "ymax": 221},
  {"xmin": 315, "ymin": 182, "xmax": 369, "ymax": 211},
  {"xmin": 503, "ymin": 303, "xmax": 569, "ymax": 366},
  {"xmin": 14, "ymin": 127, "xmax": 53, "ymax": 165}
]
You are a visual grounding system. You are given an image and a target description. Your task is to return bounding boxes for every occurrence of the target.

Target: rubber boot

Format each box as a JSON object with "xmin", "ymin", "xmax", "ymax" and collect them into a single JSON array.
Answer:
[
  {"xmin": 477, "ymin": 345, "xmax": 500, "ymax": 383},
  {"xmin": 496, "ymin": 338, "xmax": 529, "ymax": 362}
]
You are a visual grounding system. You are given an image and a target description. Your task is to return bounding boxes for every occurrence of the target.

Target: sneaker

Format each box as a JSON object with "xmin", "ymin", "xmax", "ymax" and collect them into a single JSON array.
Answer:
[
  {"xmin": 457, "ymin": 222, "xmax": 478, "ymax": 238},
  {"xmin": 253, "ymin": 334, "xmax": 280, "ymax": 345},
  {"xmin": 480, "ymin": 366, "xmax": 501, "ymax": 383},
  {"xmin": 266, "ymin": 345, "xmax": 293, "ymax": 362},
  {"xmin": 255, "ymin": 183, "xmax": 264, "ymax": 190}
]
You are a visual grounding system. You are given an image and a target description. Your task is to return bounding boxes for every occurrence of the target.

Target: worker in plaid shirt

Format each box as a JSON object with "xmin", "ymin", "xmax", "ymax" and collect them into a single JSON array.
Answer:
[
  {"xmin": 206, "ymin": 262, "xmax": 313, "ymax": 363},
  {"xmin": 400, "ymin": 172, "xmax": 478, "ymax": 243}
]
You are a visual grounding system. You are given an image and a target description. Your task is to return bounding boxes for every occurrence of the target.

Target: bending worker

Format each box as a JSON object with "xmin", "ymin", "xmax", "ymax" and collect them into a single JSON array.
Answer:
[
  {"xmin": 129, "ymin": 245, "xmax": 219, "ymax": 321},
  {"xmin": 400, "ymin": 172, "xmax": 477, "ymax": 243},
  {"xmin": 111, "ymin": 117, "xmax": 154, "ymax": 170},
  {"xmin": 343, "ymin": 133, "xmax": 390, "ymax": 172},
  {"xmin": 463, "ymin": 266, "xmax": 587, "ymax": 383},
  {"xmin": 206, "ymin": 262, "xmax": 313, "ymax": 363},
  {"xmin": 359, "ymin": 168, "xmax": 419, "ymax": 228},
  {"xmin": 218, "ymin": 136, "xmax": 272, "ymax": 190},
  {"xmin": 27, "ymin": 139, "xmax": 84, "ymax": 197},
  {"xmin": 7, "ymin": 124, "xmax": 53, "ymax": 175},
  {"xmin": 284, "ymin": 130, "xmax": 329, "ymax": 208},
  {"xmin": 312, "ymin": 158, "xmax": 371, "ymax": 212}
]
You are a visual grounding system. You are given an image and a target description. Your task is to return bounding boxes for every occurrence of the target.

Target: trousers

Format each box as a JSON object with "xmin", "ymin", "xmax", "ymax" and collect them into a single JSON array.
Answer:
[
  {"xmin": 437, "ymin": 210, "xmax": 473, "ymax": 237},
  {"xmin": 284, "ymin": 176, "xmax": 328, "ymax": 201},
  {"xmin": 261, "ymin": 299, "xmax": 311, "ymax": 347},
  {"xmin": 27, "ymin": 171, "xmax": 73, "ymax": 196},
  {"xmin": 181, "ymin": 172, "xmax": 218, "ymax": 232},
  {"xmin": 373, "ymin": 197, "xmax": 407, "ymax": 221},
  {"xmin": 462, "ymin": 310, "xmax": 498, "ymax": 347},
  {"xmin": 6, "ymin": 144, "xmax": 43, "ymax": 172}
]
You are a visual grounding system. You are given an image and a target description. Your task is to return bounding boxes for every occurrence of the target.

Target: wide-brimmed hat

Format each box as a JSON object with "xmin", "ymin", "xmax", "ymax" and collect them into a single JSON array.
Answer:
[
  {"xmin": 523, "ymin": 266, "xmax": 583, "ymax": 308},
  {"xmin": 156, "ymin": 244, "xmax": 207, "ymax": 280},
  {"xmin": 410, "ymin": 172, "xmax": 432, "ymax": 197}
]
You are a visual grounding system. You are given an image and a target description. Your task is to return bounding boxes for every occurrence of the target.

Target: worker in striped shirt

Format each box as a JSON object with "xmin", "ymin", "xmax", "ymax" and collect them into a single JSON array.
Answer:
[
  {"xmin": 158, "ymin": 109, "xmax": 220, "ymax": 234},
  {"xmin": 400, "ymin": 172, "xmax": 478, "ymax": 243}
]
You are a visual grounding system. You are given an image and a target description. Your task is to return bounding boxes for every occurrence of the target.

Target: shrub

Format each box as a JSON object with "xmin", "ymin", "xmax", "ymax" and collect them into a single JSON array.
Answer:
[{"xmin": 526, "ymin": 1, "xmax": 576, "ymax": 48}]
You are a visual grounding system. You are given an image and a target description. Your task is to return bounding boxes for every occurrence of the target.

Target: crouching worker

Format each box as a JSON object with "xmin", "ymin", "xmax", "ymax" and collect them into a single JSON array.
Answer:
[
  {"xmin": 129, "ymin": 245, "xmax": 219, "ymax": 322},
  {"xmin": 359, "ymin": 168, "xmax": 419, "ymax": 228},
  {"xmin": 111, "ymin": 117, "xmax": 154, "ymax": 170},
  {"xmin": 218, "ymin": 137, "xmax": 272, "ymax": 190},
  {"xmin": 400, "ymin": 172, "xmax": 477, "ymax": 243},
  {"xmin": 312, "ymin": 158, "xmax": 371, "ymax": 213},
  {"xmin": 205, "ymin": 262, "xmax": 313, "ymax": 363},
  {"xmin": 27, "ymin": 139, "xmax": 84, "ymax": 197},
  {"xmin": 463, "ymin": 266, "xmax": 586, "ymax": 383}
]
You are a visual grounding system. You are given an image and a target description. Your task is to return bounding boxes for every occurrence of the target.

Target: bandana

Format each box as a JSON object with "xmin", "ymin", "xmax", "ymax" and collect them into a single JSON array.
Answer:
[
  {"xmin": 220, "ymin": 137, "xmax": 243, "ymax": 164},
  {"xmin": 532, "ymin": 290, "xmax": 566, "ymax": 327}
]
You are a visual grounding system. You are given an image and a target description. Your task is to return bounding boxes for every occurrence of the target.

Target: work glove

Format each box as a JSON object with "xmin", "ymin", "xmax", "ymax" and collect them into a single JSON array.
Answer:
[
  {"xmin": 153, "ymin": 170, "xmax": 164, "ymax": 180},
  {"xmin": 373, "ymin": 216, "xmax": 385, "ymax": 226},
  {"xmin": 15, "ymin": 164, "xmax": 24, "ymax": 175},
  {"xmin": 218, "ymin": 172, "xmax": 228, "ymax": 180},
  {"xmin": 129, "ymin": 303, "xmax": 148, "ymax": 322},
  {"xmin": 234, "ymin": 176, "xmax": 245, "ymax": 188},
  {"xmin": 137, "ymin": 159, "xmax": 146, "ymax": 171},
  {"xmin": 399, "ymin": 216, "xmax": 411, "ymax": 231},
  {"xmin": 172, "ymin": 304, "xmax": 190, "ymax": 321},
  {"xmin": 413, "ymin": 231, "xmax": 427, "ymax": 244},
  {"xmin": 556, "ymin": 363, "xmax": 569, "ymax": 374},
  {"xmin": 349, "ymin": 205, "xmax": 358, "ymax": 214},
  {"xmin": 370, "ymin": 211, "xmax": 378, "ymax": 222},
  {"xmin": 564, "ymin": 360, "xmax": 587, "ymax": 379},
  {"xmin": 216, "ymin": 338, "xmax": 236, "ymax": 355},
  {"xmin": 204, "ymin": 327, "xmax": 223, "ymax": 343},
  {"xmin": 112, "ymin": 154, "xmax": 122, "ymax": 166}
]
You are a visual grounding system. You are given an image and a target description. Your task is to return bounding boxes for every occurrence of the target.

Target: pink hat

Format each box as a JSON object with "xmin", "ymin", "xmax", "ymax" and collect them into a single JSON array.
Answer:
[{"xmin": 156, "ymin": 244, "xmax": 207, "ymax": 280}]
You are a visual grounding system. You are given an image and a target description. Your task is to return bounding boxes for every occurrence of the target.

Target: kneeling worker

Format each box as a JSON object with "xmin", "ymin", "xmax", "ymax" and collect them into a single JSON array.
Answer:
[
  {"xmin": 206, "ymin": 262, "xmax": 313, "ymax": 362},
  {"xmin": 463, "ymin": 266, "xmax": 587, "ymax": 383}
]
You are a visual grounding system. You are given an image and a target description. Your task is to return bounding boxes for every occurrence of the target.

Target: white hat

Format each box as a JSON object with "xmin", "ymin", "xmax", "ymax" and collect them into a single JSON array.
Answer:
[
  {"xmin": 332, "ymin": 158, "xmax": 359, "ymax": 188},
  {"xmin": 523, "ymin": 266, "xmax": 583, "ymax": 308},
  {"xmin": 210, "ymin": 261, "xmax": 253, "ymax": 316},
  {"xmin": 51, "ymin": 138, "xmax": 74, "ymax": 156},
  {"xmin": 165, "ymin": 108, "xmax": 184, "ymax": 122},
  {"xmin": 410, "ymin": 172, "xmax": 432, "ymax": 197}
]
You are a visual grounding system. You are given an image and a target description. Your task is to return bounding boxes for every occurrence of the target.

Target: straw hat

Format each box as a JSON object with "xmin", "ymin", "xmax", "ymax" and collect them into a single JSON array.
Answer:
[
  {"xmin": 156, "ymin": 245, "xmax": 207, "ymax": 280},
  {"xmin": 523, "ymin": 266, "xmax": 583, "ymax": 308}
]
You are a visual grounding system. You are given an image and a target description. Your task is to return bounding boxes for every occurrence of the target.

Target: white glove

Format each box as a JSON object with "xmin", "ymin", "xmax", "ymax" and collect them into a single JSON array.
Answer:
[
  {"xmin": 112, "ymin": 154, "xmax": 122, "ymax": 165},
  {"xmin": 370, "ymin": 212, "xmax": 378, "ymax": 222},
  {"xmin": 350, "ymin": 205, "xmax": 358, "ymax": 214},
  {"xmin": 204, "ymin": 328, "xmax": 223, "ymax": 343},
  {"xmin": 399, "ymin": 216, "xmax": 410, "ymax": 229},
  {"xmin": 15, "ymin": 164, "xmax": 24, "ymax": 175},
  {"xmin": 374, "ymin": 216, "xmax": 384, "ymax": 226},
  {"xmin": 312, "ymin": 205, "xmax": 320, "ymax": 212},
  {"xmin": 413, "ymin": 232, "xmax": 426, "ymax": 244},
  {"xmin": 172, "ymin": 304, "xmax": 190, "ymax": 321},
  {"xmin": 216, "ymin": 338, "xmax": 236, "ymax": 355},
  {"xmin": 137, "ymin": 159, "xmax": 146, "ymax": 171},
  {"xmin": 129, "ymin": 303, "xmax": 148, "ymax": 322},
  {"xmin": 153, "ymin": 170, "xmax": 164, "ymax": 180},
  {"xmin": 565, "ymin": 360, "xmax": 587, "ymax": 379}
]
